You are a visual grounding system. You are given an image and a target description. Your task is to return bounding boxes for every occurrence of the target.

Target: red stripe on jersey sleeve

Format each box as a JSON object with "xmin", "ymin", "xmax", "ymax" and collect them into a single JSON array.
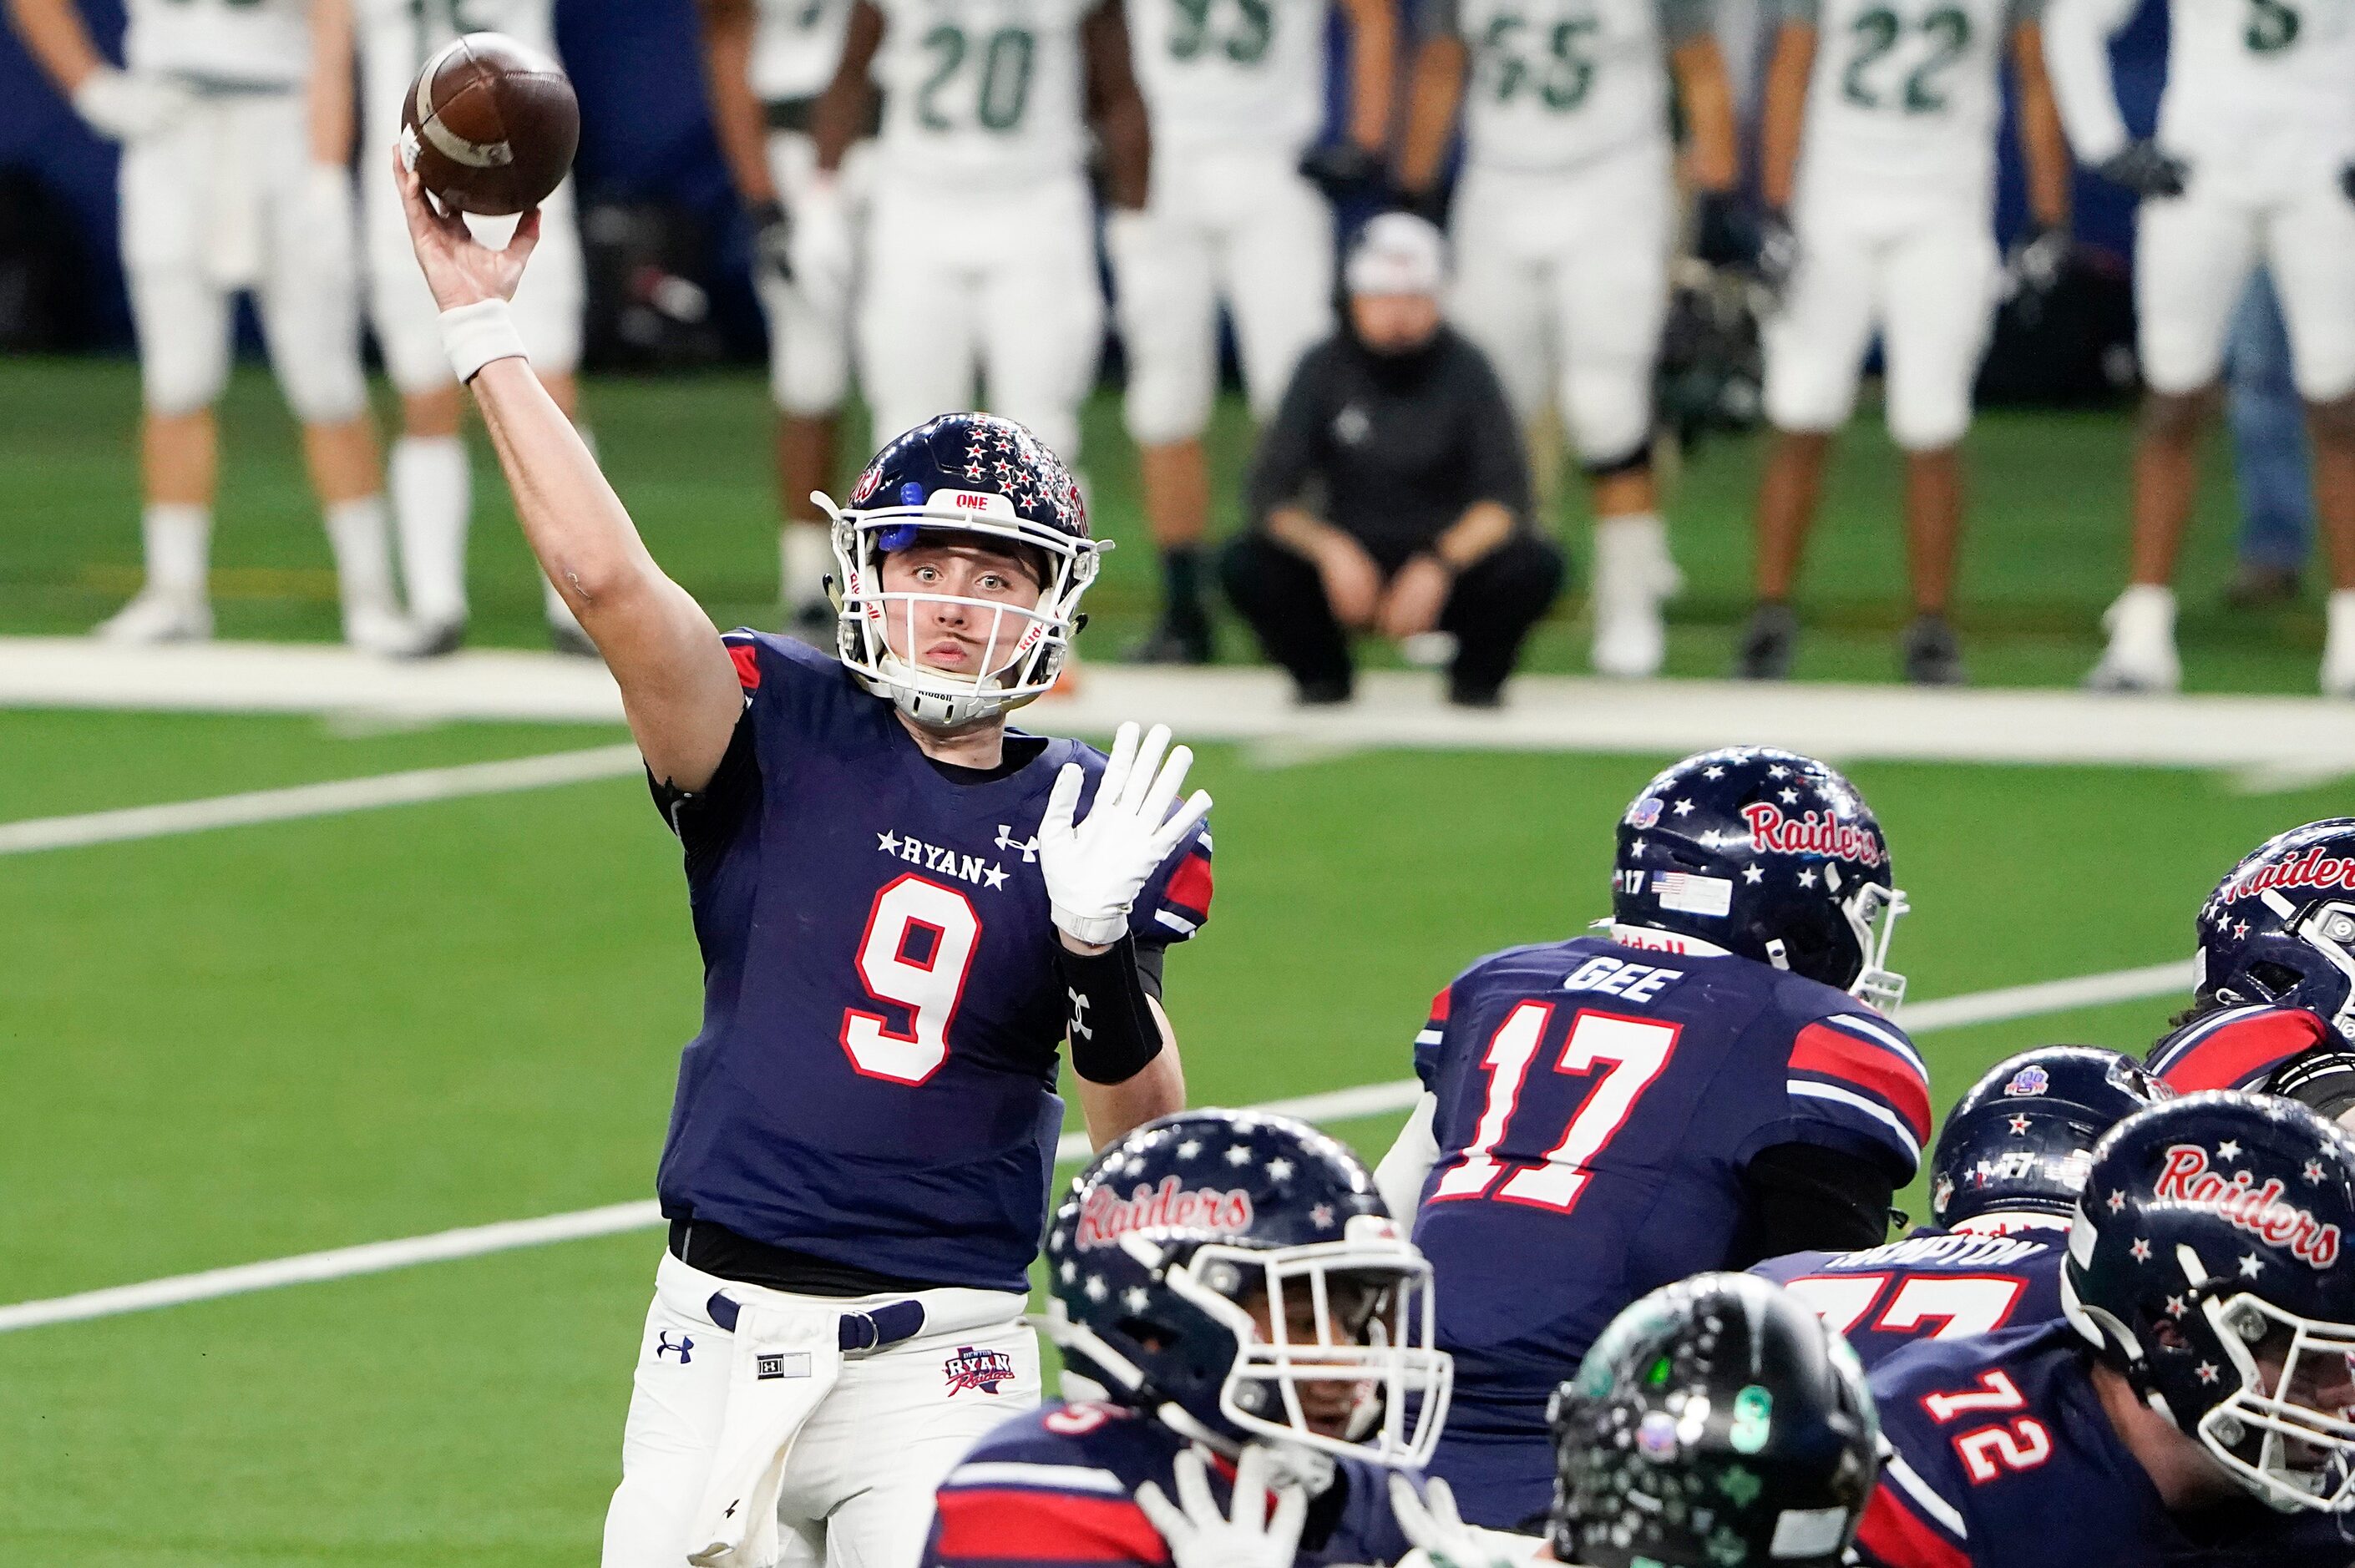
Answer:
[
  {"xmin": 1428, "ymin": 985, "xmax": 1451, "ymax": 1024},
  {"xmin": 1791, "ymin": 1022, "xmax": 1932, "ymax": 1144},
  {"xmin": 1853, "ymin": 1482, "xmax": 1971, "ymax": 1568},
  {"xmin": 1164, "ymin": 852, "xmax": 1213, "ymax": 919},
  {"xmin": 728, "ymin": 642, "xmax": 762, "ymax": 691},
  {"xmin": 931, "ymin": 1489, "xmax": 1170, "ymax": 1565},
  {"xmin": 2156, "ymin": 1009, "xmax": 2331, "ymax": 1092}
]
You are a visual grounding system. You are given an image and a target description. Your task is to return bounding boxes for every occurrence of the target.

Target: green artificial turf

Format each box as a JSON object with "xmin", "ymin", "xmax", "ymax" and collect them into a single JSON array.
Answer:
[
  {"xmin": 0, "ymin": 356, "xmax": 2335, "ymax": 692},
  {"xmin": 3, "ymin": 703, "xmax": 2352, "ymax": 1563}
]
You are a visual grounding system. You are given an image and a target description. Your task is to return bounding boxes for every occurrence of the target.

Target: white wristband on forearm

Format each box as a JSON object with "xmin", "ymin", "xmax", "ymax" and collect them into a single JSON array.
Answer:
[{"xmin": 440, "ymin": 299, "xmax": 528, "ymax": 384}]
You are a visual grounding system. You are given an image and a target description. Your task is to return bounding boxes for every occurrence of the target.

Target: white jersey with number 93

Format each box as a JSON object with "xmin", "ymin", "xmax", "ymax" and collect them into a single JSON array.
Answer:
[
  {"xmin": 1123, "ymin": 0, "xmax": 1326, "ymax": 155},
  {"xmin": 1791, "ymin": 0, "xmax": 2023, "ymax": 200},
  {"xmin": 127, "ymin": 0, "xmax": 311, "ymax": 87},
  {"xmin": 2156, "ymin": 0, "xmax": 2355, "ymax": 165},
  {"xmin": 872, "ymin": 0, "xmax": 1093, "ymax": 185},
  {"xmin": 1445, "ymin": 0, "xmax": 1699, "ymax": 175}
]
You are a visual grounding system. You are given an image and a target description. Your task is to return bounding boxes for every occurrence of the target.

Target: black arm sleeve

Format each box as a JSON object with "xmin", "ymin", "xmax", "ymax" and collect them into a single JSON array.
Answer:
[
  {"xmin": 1729, "ymin": 1141, "xmax": 1896, "ymax": 1267},
  {"xmin": 1245, "ymin": 341, "xmax": 1334, "ymax": 528},
  {"xmin": 646, "ymin": 702, "xmax": 759, "ymax": 869},
  {"xmin": 1454, "ymin": 341, "xmax": 1535, "ymax": 524},
  {"xmin": 1054, "ymin": 937, "xmax": 1167, "ymax": 1084}
]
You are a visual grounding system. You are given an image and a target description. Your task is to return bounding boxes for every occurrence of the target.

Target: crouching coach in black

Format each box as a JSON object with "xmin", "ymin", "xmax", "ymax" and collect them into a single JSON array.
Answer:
[{"xmin": 1220, "ymin": 214, "xmax": 1565, "ymax": 708}]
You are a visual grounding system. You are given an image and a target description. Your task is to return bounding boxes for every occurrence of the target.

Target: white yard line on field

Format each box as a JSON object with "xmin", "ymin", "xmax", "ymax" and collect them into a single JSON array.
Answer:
[
  {"xmin": 0, "ymin": 958, "xmax": 2194, "ymax": 1336},
  {"xmin": 0, "ymin": 746, "xmax": 644, "ymax": 856}
]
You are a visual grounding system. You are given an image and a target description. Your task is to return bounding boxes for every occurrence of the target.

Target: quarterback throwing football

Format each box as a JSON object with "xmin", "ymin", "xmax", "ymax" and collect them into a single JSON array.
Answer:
[{"xmin": 395, "ymin": 162, "xmax": 1213, "ymax": 1568}]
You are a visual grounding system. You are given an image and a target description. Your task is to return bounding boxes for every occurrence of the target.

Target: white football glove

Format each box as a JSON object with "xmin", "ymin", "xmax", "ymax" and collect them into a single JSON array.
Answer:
[
  {"xmin": 1387, "ymin": 1475, "xmax": 1547, "ymax": 1568},
  {"xmin": 1039, "ymin": 721, "xmax": 1212, "ymax": 949},
  {"xmin": 72, "ymin": 67, "xmax": 195, "ymax": 142},
  {"xmin": 1136, "ymin": 1446, "xmax": 1307, "ymax": 1568}
]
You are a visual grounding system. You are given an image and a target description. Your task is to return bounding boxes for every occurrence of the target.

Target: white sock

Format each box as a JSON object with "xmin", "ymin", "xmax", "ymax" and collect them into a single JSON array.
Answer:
[
  {"xmin": 142, "ymin": 503, "xmax": 212, "ymax": 600},
  {"xmin": 2106, "ymin": 583, "xmax": 2176, "ymax": 643},
  {"xmin": 1593, "ymin": 514, "xmax": 1669, "ymax": 606},
  {"xmin": 2325, "ymin": 592, "xmax": 2355, "ymax": 687},
  {"xmin": 782, "ymin": 521, "xmax": 832, "ymax": 609},
  {"xmin": 390, "ymin": 435, "xmax": 470, "ymax": 629},
  {"xmin": 324, "ymin": 495, "xmax": 400, "ymax": 620}
]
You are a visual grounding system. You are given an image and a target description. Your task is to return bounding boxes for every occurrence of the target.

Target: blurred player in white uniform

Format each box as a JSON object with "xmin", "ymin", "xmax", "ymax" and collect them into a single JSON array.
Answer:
[
  {"xmin": 2044, "ymin": 0, "xmax": 2355, "ymax": 693},
  {"xmin": 700, "ymin": 0, "xmax": 872, "ymax": 637},
  {"xmin": 9, "ymin": 0, "xmax": 417, "ymax": 652},
  {"xmin": 357, "ymin": 0, "xmax": 590, "ymax": 654},
  {"xmin": 1737, "ymin": 0, "xmax": 2070, "ymax": 684},
  {"xmin": 1399, "ymin": 0, "xmax": 1739, "ymax": 678},
  {"xmin": 1112, "ymin": 0, "xmax": 1397, "ymax": 664},
  {"xmin": 810, "ymin": 0, "xmax": 1151, "ymax": 468}
]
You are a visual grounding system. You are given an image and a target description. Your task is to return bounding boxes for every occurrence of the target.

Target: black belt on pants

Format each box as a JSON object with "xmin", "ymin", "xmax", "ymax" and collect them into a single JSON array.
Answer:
[{"xmin": 670, "ymin": 1218, "xmax": 929, "ymax": 1352}]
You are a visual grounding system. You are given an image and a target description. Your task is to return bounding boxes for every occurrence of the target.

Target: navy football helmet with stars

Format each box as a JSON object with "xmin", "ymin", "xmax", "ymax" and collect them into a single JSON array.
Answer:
[
  {"xmin": 2195, "ymin": 820, "xmax": 2355, "ymax": 1045},
  {"xmin": 818, "ymin": 412, "xmax": 1102, "ymax": 729},
  {"xmin": 1610, "ymin": 747, "xmax": 1907, "ymax": 1009},
  {"xmin": 1929, "ymin": 1046, "xmax": 2172, "ymax": 1229},
  {"xmin": 2062, "ymin": 1091, "xmax": 2355, "ymax": 1512},
  {"xmin": 1044, "ymin": 1110, "xmax": 1452, "ymax": 1468},
  {"xmin": 1547, "ymin": 1272, "xmax": 1880, "ymax": 1568}
]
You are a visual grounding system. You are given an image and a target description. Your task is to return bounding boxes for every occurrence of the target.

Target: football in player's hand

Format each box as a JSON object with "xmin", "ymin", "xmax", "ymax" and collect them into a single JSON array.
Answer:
[{"xmin": 399, "ymin": 33, "xmax": 577, "ymax": 217}]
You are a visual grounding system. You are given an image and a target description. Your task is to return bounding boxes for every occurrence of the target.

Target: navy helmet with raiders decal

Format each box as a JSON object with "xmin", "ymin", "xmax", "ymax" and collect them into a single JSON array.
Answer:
[
  {"xmin": 2195, "ymin": 819, "xmax": 2355, "ymax": 1044},
  {"xmin": 818, "ymin": 412, "xmax": 1102, "ymax": 729},
  {"xmin": 1610, "ymin": 747, "xmax": 1907, "ymax": 1009},
  {"xmin": 1044, "ymin": 1109, "xmax": 1451, "ymax": 1468},
  {"xmin": 2062, "ymin": 1091, "xmax": 2355, "ymax": 1512},
  {"xmin": 1547, "ymin": 1272, "xmax": 1880, "ymax": 1568},
  {"xmin": 1929, "ymin": 1045, "xmax": 2172, "ymax": 1228}
]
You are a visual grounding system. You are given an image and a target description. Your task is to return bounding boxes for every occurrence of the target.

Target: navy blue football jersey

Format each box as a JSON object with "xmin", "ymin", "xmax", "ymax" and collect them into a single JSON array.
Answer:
[
  {"xmin": 653, "ymin": 633, "xmax": 1213, "ymax": 1293},
  {"xmin": 924, "ymin": 1402, "xmax": 1415, "ymax": 1567},
  {"xmin": 1751, "ymin": 1222, "xmax": 2067, "ymax": 1371},
  {"xmin": 1856, "ymin": 1322, "xmax": 2355, "ymax": 1568},
  {"xmin": 1408, "ymin": 933, "xmax": 1930, "ymax": 1526},
  {"xmin": 2148, "ymin": 1004, "xmax": 2337, "ymax": 1095}
]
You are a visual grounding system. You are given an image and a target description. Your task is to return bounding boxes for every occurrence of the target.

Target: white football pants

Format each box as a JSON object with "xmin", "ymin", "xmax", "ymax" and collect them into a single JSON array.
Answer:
[
  {"xmin": 856, "ymin": 172, "xmax": 1105, "ymax": 463},
  {"xmin": 365, "ymin": 170, "xmax": 585, "ymax": 395},
  {"xmin": 601, "ymin": 1250, "xmax": 1040, "ymax": 1568},
  {"xmin": 758, "ymin": 132, "xmax": 874, "ymax": 417},
  {"xmin": 1763, "ymin": 184, "xmax": 2000, "ymax": 451},
  {"xmin": 1110, "ymin": 145, "xmax": 1334, "ymax": 445},
  {"xmin": 1446, "ymin": 147, "xmax": 1674, "ymax": 467}
]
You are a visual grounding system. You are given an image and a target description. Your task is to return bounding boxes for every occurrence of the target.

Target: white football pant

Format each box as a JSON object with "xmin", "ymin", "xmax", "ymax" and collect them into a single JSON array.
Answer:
[
  {"xmin": 857, "ymin": 173, "xmax": 1105, "ymax": 462},
  {"xmin": 2135, "ymin": 154, "xmax": 2355, "ymax": 401},
  {"xmin": 120, "ymin": 90, "xmax": 366, "ymax": 423},
  {"xmin": 365, "ymin": 172, "xmax": 585, "ymax": 395},
  {"xmin": 1110, "ymin": 146, "xmax": 1333, "ymax": 445},
  {"xmin": 1764, "ymin": 186, "xmax": 2000, "ymax": 451},
  {"xmin": 760, "ymin": 132, "xmax": 873, "ymax": 417},
  {"xmin": 602, "ymin": 1251, "xmax": 1040, "ymax": 1568},
  {"xmin": 1446, "ymin": 147, "xmax": 1673, "ymax": 466}
]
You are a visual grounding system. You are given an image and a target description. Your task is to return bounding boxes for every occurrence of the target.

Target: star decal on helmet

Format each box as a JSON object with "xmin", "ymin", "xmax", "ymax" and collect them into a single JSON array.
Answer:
[
  {"xmin": 2241, "ymin": 1253, "xmax": 2266, "ymax": 1277},
  {"xmin": 2197, "ymin": 1362, "xmax": 2221, "ymax": 1383},
  {"xmin": 2165, "ymin": 1294, "xmax": 2188, "ymax": 1318},
  {"xmin": 1310, "ymin": 1204, "xmax": 1335, "ymax": 1230},
  {"xmin": 2130, "ymin": 1237, "xmax": 2152, "ymax": 1262},
  {"xmin": 2109, "ymin": 1189, "xmax": 2128, "ymax": 1212},
  {"xmin": 1266, "ymin": 1158, "xmax": 1294, "ymax": 1181},
  {"xmin": 2307, "ymin": 1160, "xmax": 2328, "ymax": 1186},
  {"xmin": 1742, "ymin": 864, "xmax": 1763, "ymax": 883},
  {"xmin": 1225, "ymin": 1145, "xmax": 1253, "ymax": 1166},
  {"xmin": 1176, "ymin": 1139, "xmax": 1201, "ymax": 1161},
  {"xmin": 2216, "ymin": 1140, "xmax": 2242, "ymax": 1162},
  {"xmin": 2008, "ymin": 1114, "xmax": 2033, "ymax": 1136}
]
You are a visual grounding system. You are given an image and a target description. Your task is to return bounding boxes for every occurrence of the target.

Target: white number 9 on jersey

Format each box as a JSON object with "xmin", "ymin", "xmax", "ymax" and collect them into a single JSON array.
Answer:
[{"xmin": 839, "ymin": 875, "xmax": 982, "ymax": 1085}]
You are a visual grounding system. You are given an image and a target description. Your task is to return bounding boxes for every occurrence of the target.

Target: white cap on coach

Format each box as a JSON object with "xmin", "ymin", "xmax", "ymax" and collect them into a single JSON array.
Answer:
[{"xmin": 1344, "ymin": 213, "xmax": 1448, "ymax": 300}]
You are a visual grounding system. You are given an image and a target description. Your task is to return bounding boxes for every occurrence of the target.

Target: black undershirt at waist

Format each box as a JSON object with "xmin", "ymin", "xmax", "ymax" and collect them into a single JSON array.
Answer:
[{"xmin": 668, "ymin": 1216, "xmax": 945, "ymax": 1297}]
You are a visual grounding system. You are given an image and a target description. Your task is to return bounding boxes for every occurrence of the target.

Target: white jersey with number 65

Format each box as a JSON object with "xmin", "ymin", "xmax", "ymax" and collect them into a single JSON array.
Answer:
[
  {"xmin": 127, "ymin": 0, "xmax": 311, "ymax": 87},
  {"xmin": 2155, "ymin": 0, "xmax": 2355, "ymax": 164},
  {"xmin": 1431, "ymin": 0, "xmax": 1714, "ymax": 175},
  {"xmin": 1785, "ymin": 0, "xmax": 2033, "ymax": 202},
  {"xmin": 870, "ymin": 0, "xmax": 1094, "ymax": 187}
]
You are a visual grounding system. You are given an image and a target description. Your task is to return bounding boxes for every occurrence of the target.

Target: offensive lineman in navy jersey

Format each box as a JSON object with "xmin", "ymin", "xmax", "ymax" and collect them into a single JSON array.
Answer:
[
  {"xmin": 1757, "ymin": 1045, "xmax": 2168, "ymax": 1370},
  {"xmin": 398, "ymin": 169, "xmax": 1212, "ymax": 1568},
  {"xmin": 1373, "ymin": 746, "xmax": 1929, "ymax": 1529},
  {"xmin": 2147, "ymin": 820, "xmax": 2355, "ymax": 1125},
  {"xmin": 1856, "ymin": 1094, "xmax": 2355, "ymax": 1568}
]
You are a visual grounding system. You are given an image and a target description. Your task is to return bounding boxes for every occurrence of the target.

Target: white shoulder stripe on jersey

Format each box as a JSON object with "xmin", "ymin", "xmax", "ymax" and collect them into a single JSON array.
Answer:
[
  {"xmin": 1415, "ymin": 1029, "xmax": 1444, "ymax": 1047},
  {"xmin": 1788, "ymin": 1080, "xmax": 1923, "ymax": 1165},
  {"xmin": 945, "ymin": 1461, "xmax": 1130, "ymax": 1495},
  {"xmin": 1884, "ymin": 1452, "xmax": 1969, "ymax": 1539},
  {"xmin": 1155, "ymin": 909, "xmax": 1198, "ymax": 935},
  {"xmin": 1827, "ymin": 1013, "xmax": 1930, "ymax": 1077}
]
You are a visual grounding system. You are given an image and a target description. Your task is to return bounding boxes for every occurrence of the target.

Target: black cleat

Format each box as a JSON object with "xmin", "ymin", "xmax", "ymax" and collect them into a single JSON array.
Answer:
[
  {"xmin": 2224, "ymin": 562, "xmax": 2302, "ymax": 610},
  {"xmin": 1295, "ymin": 675, "xmax": 1353, "ymax": 706},
  {"xmin": 1901, "ymin": 613, "xmax": 1967, "ymax": 686},
  {"xmin": 1123, "ymin": 617, "xmax": 1213, "ymax": 666},
  {"xmin": 413, "ymin": 618, "xmax": 467, "ymax": 659},
  {"xmin": 1734, "ymin": 602, "xmax": 1797, "ymax": 680},
  {"xmin": 1447, "ymin": 675, "xmax": 1504, "ymax": 709}
]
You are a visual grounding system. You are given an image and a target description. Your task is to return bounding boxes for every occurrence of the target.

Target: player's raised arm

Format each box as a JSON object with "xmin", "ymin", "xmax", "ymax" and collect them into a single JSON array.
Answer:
[{"xmin": 392, "ymin": 159, "xmax": 742, "ymax": 789}]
